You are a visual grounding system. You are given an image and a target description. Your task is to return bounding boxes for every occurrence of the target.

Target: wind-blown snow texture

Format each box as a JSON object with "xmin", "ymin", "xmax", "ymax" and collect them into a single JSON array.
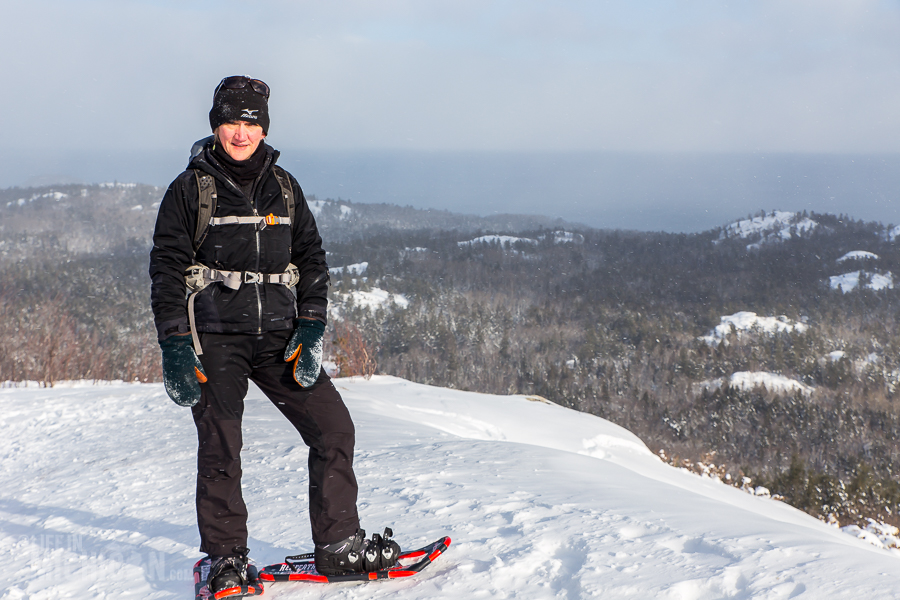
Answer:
[{"xmin": 1, "ymin": 377, "xmax": 898, "ymax": 599}]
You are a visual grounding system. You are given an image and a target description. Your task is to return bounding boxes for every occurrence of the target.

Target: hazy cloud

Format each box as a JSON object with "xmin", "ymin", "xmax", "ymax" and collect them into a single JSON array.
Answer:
[
  {"xmin": 4, "ymin": 1, "xmax": 900, "ymax": 232},
  {"xmin": 4, "ymin": 0, "xmax": 900, "ymax": 154}
]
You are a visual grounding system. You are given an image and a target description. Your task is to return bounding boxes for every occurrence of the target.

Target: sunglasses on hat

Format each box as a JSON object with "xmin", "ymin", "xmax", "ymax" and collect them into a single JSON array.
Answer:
[{"xmin": 214, "ymin": 76, "xmax": 270, "ymax": 100}]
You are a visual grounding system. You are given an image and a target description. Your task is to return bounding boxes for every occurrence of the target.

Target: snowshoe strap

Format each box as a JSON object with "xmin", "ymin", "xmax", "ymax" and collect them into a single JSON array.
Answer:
[{"xmin": 284, "ymin": 552, "xmax": 314, "ymax": 571}]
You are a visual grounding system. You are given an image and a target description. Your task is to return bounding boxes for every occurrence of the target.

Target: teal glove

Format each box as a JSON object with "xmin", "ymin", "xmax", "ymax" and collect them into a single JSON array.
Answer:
[
  {"xmin": 160, "ymin": 335, "xmax": 207, "ymax": 407},
  {"xmin": 284, "ymin": 319, "xmax": 326, "ymax": 387}
]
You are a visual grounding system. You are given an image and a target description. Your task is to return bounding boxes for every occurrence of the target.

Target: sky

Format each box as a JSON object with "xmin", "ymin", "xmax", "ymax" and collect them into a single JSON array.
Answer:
[{"xmin": 3, "ymin": 0, "xmax": 900, "ymax": 230}]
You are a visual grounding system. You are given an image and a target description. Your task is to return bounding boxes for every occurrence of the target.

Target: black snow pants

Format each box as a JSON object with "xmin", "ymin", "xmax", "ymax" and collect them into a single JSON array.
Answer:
[{"xmin": 191, "ymin": 330, "xmax": 360, "ymax": 557}]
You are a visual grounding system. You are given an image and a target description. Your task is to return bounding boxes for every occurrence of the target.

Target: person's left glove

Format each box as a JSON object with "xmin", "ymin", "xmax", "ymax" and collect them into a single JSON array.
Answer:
[
  {"xmin": 160, "ymin": 334, "xmax": 207, "ymax": 407},
  {"xmin": 284, "ymin": 319, "xmax": 326, "ymax": 387}
]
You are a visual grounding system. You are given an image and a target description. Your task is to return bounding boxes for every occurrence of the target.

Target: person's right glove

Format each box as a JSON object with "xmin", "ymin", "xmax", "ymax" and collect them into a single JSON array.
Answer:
[
  {"xmin": 284, "ymin": 319, "xmax": 326, "ymax": 387},
  {"xmin": 159, "ymin": 335, "xmax": 207, "ymax": 407}
]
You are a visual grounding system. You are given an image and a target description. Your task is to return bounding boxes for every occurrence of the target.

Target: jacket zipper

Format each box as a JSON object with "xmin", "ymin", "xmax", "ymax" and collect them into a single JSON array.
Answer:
[
  {"xmin": 202, "ymin": 154, "xmax": 270, "ymax": 335},
  {"xmin": 250, "ymin": 158, "xmax": 272, "ymax": 334},
  {"xmin": 253, "ymin": 209, "xmax": 263, "ymax": 333}
]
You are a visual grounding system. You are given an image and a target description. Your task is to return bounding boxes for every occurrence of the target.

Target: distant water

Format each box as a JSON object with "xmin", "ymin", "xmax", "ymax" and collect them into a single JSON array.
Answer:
[{"xmin": 5, "ymin": 148, "xmax": 899, "ymax": 232}]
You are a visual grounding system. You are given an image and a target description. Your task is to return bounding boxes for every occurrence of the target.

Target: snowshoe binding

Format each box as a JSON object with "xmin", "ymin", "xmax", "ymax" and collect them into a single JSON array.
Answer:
[
  {"xmin": 194, "ymin": 546, "xmax": 264, "ymax": 599},
  {"xmin": 314, "ymin": 528, "xmax": 401, "ymax": 575}
]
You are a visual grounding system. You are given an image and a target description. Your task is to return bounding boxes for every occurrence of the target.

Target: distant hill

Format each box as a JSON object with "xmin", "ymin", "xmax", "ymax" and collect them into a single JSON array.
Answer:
[
  {"xmin": 0, "ymin": 184, "xmax": 586, "ymax": 262},
  {"xmin": 3, "ymin": 183, "xmax": 900, "ymax": 530}
]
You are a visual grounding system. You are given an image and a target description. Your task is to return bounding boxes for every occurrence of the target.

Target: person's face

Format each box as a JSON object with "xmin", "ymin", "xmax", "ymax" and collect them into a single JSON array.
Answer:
[{"xmin": 215, "ymin": 121, "xmax": 266, "ymax": 161}]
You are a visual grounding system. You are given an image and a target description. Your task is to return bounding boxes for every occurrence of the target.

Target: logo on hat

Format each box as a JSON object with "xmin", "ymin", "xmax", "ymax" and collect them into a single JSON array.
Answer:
[{"xmin": 241, "ymin": 108, "xmax": 259, "ymax": 119}]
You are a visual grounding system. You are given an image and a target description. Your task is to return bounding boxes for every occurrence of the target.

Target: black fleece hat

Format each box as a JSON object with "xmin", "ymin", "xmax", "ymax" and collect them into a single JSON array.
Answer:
[{"xmin": 209, "ymin": 78, "xmax": 270, "ymax": 134}]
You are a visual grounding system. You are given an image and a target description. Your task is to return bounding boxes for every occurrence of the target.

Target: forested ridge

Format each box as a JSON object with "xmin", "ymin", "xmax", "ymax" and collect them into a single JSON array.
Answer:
[{"xmin": 2, "ymin": 183, "xmax": 900, "ymax": 527}]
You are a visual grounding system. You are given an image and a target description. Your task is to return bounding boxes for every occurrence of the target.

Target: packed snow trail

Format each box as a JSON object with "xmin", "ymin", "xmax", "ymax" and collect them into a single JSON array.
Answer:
[{"xmin": 1, "ymin": 376, "xmax": 898, "ymax": 599}]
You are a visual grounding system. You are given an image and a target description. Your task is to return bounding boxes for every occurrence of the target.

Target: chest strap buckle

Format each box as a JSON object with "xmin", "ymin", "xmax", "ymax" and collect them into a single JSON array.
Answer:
[{"xmin": 243, "ymin": 271, "xmax": 263, "ymax": 284}]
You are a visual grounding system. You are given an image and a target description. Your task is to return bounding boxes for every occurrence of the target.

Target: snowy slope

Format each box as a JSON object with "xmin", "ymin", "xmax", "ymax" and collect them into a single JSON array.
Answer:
[
  {"xmin": 458, "ymin": 235, "xmax": 537, "ymax": 247},
  {"xmin": 333, "ymin": 288, "xmax": 410, "ymax": 313},
  {"xmin": 2, "ymin": 377, "xmax": 899, "ymax": 599},
  {"xmin": 697, "ymin": 371, "xmax": 814, "ymax": 397},
  {"xmin": 698, "ymin": 311, "xmax": 807, "ymax": 345},
  {"xmin": 836, "ymin": 251, "xmax": 879, "ymax": 263},
  {"xmin": 718, "ymin": 211, "xmax": 818, "ymax": 250},
  {"xmin": 829, "ymin": 270, "xmax": 895, "ymax": 293}
]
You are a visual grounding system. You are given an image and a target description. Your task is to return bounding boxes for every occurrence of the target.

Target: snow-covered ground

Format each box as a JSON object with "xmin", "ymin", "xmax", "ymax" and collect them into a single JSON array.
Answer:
[
  {"xmin": 836, "ymin": 251, "xmax": 879, "ymax": 263},
  {"xmin": 458, "ymin": 232, "xmax": 584, "ymax": 248},
  {"xmin": 829, "ymin": 271, "xmax": 894, "ymax": 293},
  {"xmin": 335, "ymin": 287, "xmax": 409, "ymax": 313},
  {"xmin": 718, "ymin": 211, "xmax": 818, "ymax": 250},
  {"xmin": 7, "ymin": 191, "xmax": 70, "ymax": 207},
  {"xmin": 307, "ymin": 199, "xmax": 326, "ymax": 218},
  {"xmin": 698, "ymin": 371, "xmax": 814, "ymax": 397},
  {"xmin": 699, "ymin": 311, "xmax": 807, "ymax": 345},
  {"xmin": 2, "ymin": 377, "xmax": 899, "ymax": 599},
  {"xmin": 551, "ymin": 231, "xmax": 584, "ymax": 244},
  {"xmin": 458, "ymin": 235, "xmax": 537, "ymax": 247},
  {"xmin": 329, "ymin": 262, "xmax": 368, "ymax": 276},
  {"xmin": 303, "ymin": 200, "xmax": 351, "ymax": 221}
]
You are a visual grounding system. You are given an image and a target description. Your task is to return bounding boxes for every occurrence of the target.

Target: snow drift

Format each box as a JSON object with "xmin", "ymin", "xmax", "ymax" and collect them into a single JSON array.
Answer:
[{"xmin": 1, "ymin": 377, "xmax": 898, "ymax": 599}]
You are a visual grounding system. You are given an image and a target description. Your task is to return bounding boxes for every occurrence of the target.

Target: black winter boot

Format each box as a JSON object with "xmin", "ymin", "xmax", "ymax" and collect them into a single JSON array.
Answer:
[
  {"xmin": 207, "ymin": 546, "xmax": 250, "ymax": 596},
  {"xmin": 314, "ymin": 528, "xmax": 401, "ymax": 575}
]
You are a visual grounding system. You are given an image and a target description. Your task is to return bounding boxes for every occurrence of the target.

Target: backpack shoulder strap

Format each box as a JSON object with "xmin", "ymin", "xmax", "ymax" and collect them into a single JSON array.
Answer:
[
  {"xmin": 272, "ymin": 165, "xmax": 295, "ymax": 224},
  {"xmin": 192, "ymin": 170, "xmax": 217, "ymax": 253}
]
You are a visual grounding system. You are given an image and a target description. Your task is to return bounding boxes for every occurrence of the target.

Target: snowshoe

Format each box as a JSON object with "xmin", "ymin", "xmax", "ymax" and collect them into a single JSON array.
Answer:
[{"xmin": 259, "ymin": 534, "xmax": 450, "ymax": 584}]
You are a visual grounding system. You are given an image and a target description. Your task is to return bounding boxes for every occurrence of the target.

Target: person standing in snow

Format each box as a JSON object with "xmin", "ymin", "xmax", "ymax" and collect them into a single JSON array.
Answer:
[{"xmin": 149, "ymin": 75, "xmax": 399, "ymax": 597}]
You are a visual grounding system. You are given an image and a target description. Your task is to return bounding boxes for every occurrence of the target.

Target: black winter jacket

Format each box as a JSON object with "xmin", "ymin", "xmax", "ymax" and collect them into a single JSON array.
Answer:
[{"xmin": 149, "ymin": 140, "xmax": 328, "ymax": 340}]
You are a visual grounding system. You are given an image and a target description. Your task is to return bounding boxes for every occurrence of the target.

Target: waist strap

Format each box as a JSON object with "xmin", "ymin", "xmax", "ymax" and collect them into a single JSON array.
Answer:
[
  {"xmin": 186, "ymin": 265, "xmax": 299, "ymax": 292},
  {"xmin": 183, "ymin": 263, "xmax": 300, "ymax": 355}
]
